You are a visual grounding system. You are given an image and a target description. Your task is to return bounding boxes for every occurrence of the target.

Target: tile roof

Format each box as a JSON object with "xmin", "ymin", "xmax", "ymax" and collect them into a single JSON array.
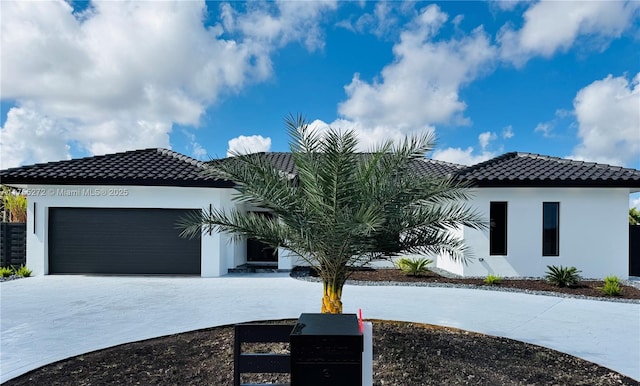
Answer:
[
  {"xmin": 225, "ymin": 152, "xmax": 465, "ymax": 179},
  {"xmin": 0, "ymin": 148, "xmax": 232, "ymax": 187},
  {"xmin": 2, "ymin": 149, "xmax": 639, "ymax": 189},
  {"xmin": 455, "ymin": 152, "xmax": 640, "ymax": 188}
]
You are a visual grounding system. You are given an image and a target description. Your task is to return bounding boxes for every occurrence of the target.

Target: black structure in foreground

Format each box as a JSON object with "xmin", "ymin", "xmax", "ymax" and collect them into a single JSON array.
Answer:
[
  {"xmin": 233, "ymin": 314, "xmax": 364, "ymax": 386},
  {"xmin": 291, "ymin": 313, "xmax": 364, "ymax": 386},
  {"xmin": 233, "ymin": 323, "xmax": 293, "ymax": 386}
]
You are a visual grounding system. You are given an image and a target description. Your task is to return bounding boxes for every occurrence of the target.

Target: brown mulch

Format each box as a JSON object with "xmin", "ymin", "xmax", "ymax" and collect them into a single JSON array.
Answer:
[
  {"xmin": 339, "ymin": 268, "xmax": 640, "ymax": 300},
  {"xmin": 5, "ymin": 319, "xmax": 638, "ymax": 386},
  {"xmin": 4, "ymin": 269, "xmax": 639, "ymax": 385}
]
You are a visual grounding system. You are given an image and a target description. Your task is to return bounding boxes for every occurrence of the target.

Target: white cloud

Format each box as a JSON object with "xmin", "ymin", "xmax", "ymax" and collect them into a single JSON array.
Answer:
[
  {"xmin": 631, "ymin": 195, "xmax": 640, "ymax": 210},
  {"xmin": 338, "ymin": 4, "xmax": 497, "ymax": 132},
  {"xmin": 489, "ymin": 1, "xmax": 532, "ymax": 12},
  {"xmin": 502, "ymin": 125, "xmax": 514, "ymax": 139},
  {"xmin": 431, "ymin": 130, "xmax": 498, "ymax": 165},
  {"xmin": 0, "ymin": 105, "xmax": 71, "ymax": 169},
  {"xmin": 338, "ymin": 2, "xmax": 412, "ymax": 38},
  {"xmin": 182, "ymin": 130, "xmax": 208, "ymax": 160},
  {"xmin": 191, "ymin": 143, "xmax": 208, "ymax": 160},
  {"xmin": 499, "ymin": 1, "xmax": 640, "ymax": 66},
  {"xmin": 478, "ymin": 131, "xmax": 497, "ymax": 151},
  {"xmin": 307, "ymin": 119, "xmax": 431, "ymax": 153},
  {"xmin": 0, "ymin": 0, "xmax": 335, "ymax": 168},
  {"xmin": 431, "ymin": 147, "xmax": 494, "ymax": 166},
  {"xmin": 220, "ymin": 0, "xmax": 337, "ymax": 51},
  {"xmin": 570, "ymin": 73, "xmax": 640, "ymax": 167},
  {"xmin": 327, "ymin": 5, "xmax": 501, "ymax": 159},
  {"xmin": 227, "ymin": 135, "xmax": 272, "ymax": 157},
  {"xmin": 534, "ymin": 122, "xmax": 553, "ymax": 138}
]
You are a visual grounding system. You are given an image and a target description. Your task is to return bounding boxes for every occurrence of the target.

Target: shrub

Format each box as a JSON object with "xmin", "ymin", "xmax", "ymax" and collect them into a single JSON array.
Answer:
[
  {"xmin": 484, "ymin": 274, "xmax": 502, "ymax": 285},
  {"xmin": 1, "ymin": 186, "xmax": 27, "ymax": 223},
  {"xmin": 602, "ymin": 276, "xmax": 622, "ymax": 296},
  {"xmin": 13, "ymin": 265, "xmax": 32, "ymax": 277},
  {"xmin": 0, "ymin": 266, "xmax": 13, "ymax": 277},
  {"xmin": 396, "ymin": 257, "xmax": 433, "ymax": 276},
  {"xmin": 545, "ymin": 265, "xmax": 581, "ymax": 287}
]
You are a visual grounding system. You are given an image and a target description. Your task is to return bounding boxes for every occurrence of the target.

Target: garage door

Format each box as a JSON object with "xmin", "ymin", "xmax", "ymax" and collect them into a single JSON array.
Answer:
[{"xmin": 49, "ymin": 208, "xmax": 201, "ymax": 275}]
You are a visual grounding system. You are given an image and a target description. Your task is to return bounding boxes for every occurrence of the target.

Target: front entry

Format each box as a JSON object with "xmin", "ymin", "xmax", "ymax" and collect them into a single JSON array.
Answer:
[
  {"xmin": 247, "ymin": 238, "xmax": 278, "ymax": 265},
  {"xmin": 246, "ymin": 212, "xmax": 278, "ymax": 266}
]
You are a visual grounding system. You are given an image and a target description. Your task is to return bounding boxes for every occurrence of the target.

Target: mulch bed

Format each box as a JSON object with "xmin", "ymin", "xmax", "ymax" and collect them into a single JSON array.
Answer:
[
  {"xmin": 5, "ymin": 320, "xmax": 638, "ymax": 386},
  {"xmin": 324, "ymin": 267, "xmax": 640, "ymax": 301}
]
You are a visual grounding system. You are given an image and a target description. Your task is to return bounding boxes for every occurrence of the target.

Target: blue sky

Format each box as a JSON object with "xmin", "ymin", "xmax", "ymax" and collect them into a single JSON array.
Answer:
[{"xmin": 1, "ymin": 1, "xmax": 639, "ymax": 204}]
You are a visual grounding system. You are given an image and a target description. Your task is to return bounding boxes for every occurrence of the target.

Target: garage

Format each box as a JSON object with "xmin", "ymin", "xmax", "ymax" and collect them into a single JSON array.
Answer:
[{"xmin": 49, "ymin": 207, "xmax": 201, "ymax": 275}]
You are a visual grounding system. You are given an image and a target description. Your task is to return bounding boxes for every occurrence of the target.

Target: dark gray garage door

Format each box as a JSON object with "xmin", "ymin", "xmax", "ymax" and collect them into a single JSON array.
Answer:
[{"xmin": 49, "ymin": 208, "xmax": 201, "ymax": 275}]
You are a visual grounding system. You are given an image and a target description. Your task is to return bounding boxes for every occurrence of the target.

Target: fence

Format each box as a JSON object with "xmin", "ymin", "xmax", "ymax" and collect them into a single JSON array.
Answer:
[
  {"xmin": 1, "ymin": 222, "xmax": 26, "ymax": 268},
  {"xmin": 630, "ymin": 225, "xmax": 640, "ymax": 277}
]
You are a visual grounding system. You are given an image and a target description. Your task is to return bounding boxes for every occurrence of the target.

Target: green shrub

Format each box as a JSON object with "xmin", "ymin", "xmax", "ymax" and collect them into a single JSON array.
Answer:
[
  {"xmin": 0, "ymin": 266, "xmax": 13, "ymax": 277},
  {"xmin": 1, "ymin": 186, "xmax": 27, "ymax": 222},
  {"xmin": 545, "ymin": 265, "xmax": 581, "ymax": 287},
  {"xmin": 13, "ymin": 265, "xmax": 32, "ymax": 278},
  {"xmin": 602, "ymin": 276, "xmax": 622, "ymax": 296},
  {"xmin": 396, "ymin": 257, "xmax": 433, "ymax": 276},
  {"xmin": 604, "ymin": 275, "xmax": 620, "ymax": 285},
  {"xmin": 484, "ymin": 274, "xmax": 502, "ymax": 285}
]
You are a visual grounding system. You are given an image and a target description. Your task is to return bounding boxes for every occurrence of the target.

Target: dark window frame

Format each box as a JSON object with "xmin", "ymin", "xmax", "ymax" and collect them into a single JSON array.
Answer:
[
  {"xmin": 489, "ymin": 201, "xmax": 508, "ymax": 256},
  {"xmin": 542, "ymin": 202, "xmax": 560, "ymax": 256}
]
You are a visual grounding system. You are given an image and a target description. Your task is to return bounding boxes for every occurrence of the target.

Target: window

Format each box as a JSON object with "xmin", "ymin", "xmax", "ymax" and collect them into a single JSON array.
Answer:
[
  {"xmin": 543, "ymin": 202, "xmax": 559, "ymax": 256},
  {"xmin": 490, "ymin": 202, "xmax": 507, "ymax": 255}
]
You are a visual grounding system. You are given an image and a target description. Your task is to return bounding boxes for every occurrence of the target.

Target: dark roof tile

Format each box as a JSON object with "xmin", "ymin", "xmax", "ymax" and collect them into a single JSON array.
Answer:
[
  {"xmin": 455, "ymin": 152, "xmax": 640, "ymax": 187},
  {"xmin": 2, "ymin": 149, "xmax": 639, "ymax": 189},
  {"xmin": 0, "ymin": 148, "xmax": 232, "ymax": 187}
]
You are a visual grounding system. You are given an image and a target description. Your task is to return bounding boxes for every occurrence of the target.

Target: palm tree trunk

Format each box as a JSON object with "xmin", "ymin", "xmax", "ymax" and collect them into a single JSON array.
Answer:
[{"xmin": 321, "ymin": 280, "xmax": 343, "ymax": 314}]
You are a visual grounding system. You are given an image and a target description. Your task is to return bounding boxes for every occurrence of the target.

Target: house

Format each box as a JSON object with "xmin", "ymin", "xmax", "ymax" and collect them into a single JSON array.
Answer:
[{"xmin": 1, "ymin": 149, "xmax": 639, "ymax": 279}]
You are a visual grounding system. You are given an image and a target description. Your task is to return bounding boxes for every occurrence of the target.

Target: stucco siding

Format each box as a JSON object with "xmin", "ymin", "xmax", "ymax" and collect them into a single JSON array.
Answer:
[{"xmin": 459, "ymin": 187, "xmax": 630, "ymax": 279}]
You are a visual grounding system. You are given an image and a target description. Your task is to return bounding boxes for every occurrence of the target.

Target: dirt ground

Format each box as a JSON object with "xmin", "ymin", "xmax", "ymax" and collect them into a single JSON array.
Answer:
[{"xmin": 5, "ymin": 320, "xmax": 637, "ymax": 386}]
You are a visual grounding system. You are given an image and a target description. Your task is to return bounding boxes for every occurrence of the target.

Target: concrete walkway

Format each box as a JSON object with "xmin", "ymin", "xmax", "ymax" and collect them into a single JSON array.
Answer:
[{"xmin": 1, "ymin": 274, "xmax": 639, "ymax": 383}]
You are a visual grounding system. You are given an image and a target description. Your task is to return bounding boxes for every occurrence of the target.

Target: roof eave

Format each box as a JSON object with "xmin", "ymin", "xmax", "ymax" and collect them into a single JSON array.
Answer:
[
  {"xmin": 468, "ymin": 180, "xmax": 640, "ymax": 188},
  {"xmin": 0, "ymin": 177, "xmax": 235, "ymax": 188}
]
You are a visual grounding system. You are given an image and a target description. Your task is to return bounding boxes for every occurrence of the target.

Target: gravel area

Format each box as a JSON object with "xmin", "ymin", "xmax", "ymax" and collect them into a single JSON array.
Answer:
[{"xmin": 291, "ymin": 267, "xmax": 640, "ymax": 304}]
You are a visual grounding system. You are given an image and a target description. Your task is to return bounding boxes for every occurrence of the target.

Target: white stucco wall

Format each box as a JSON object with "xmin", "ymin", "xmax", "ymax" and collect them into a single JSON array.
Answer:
[
  {"xmin": 449, "ymin": 187, "xmax": 631, "ymax": 279},
  {"xmin": 20, "ymin": 183, "xmax": 631, "ymax": 279},
  {"xmin": 20, "ymin": 184, "xmax": 240, "ymax": 277}
]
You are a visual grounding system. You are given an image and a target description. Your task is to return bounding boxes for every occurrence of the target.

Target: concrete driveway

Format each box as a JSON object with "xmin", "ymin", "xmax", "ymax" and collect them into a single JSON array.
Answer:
[{"xmin": 1, "ymin": 274, "xmax": 639, "ymax": 383}]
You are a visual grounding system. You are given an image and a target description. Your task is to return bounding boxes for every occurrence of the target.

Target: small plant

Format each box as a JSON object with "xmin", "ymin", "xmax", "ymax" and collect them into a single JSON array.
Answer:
[
  {"xmin": 601, "ymin": 276, "xmax": 622, "ymax": 296},
  {"xmin": 396, "ymin": 257, "xmax": 433, "ymax": 276},
  {"xmin": 484, "ymin": 274, "xmax": 502, "ymax": 285},
  {"xmin": 545, "ymin": 265, "xmax": 581, "ymax": 287},
  {"xmin": 13, "ymin": 265, "xmax": 32, "ymax": 278},
  {"xmin": 0, "ymin": 266, "xmax": 13, "ymax": 277}
]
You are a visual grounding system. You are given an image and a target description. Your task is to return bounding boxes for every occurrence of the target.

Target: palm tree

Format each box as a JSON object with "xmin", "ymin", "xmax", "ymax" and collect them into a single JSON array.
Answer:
[{"xmin": 180, "ymin": 115, "xmax": 485, "ymax": 313}]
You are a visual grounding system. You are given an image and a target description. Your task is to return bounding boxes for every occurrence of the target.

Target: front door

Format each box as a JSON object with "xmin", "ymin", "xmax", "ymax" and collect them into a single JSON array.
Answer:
[
  {"xmin": 247, "ymin": 238, "xmax": 278, "ymax": 263},
  {"xmin": 246, "ymin": 212, "xmax": 278, "ymax": 265}
]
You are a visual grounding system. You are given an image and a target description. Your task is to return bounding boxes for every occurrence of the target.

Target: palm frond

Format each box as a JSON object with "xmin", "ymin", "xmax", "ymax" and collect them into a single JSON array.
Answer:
[{"xmin": 178, "ymin": 114, "xmax": 487, "ymax": 303}]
